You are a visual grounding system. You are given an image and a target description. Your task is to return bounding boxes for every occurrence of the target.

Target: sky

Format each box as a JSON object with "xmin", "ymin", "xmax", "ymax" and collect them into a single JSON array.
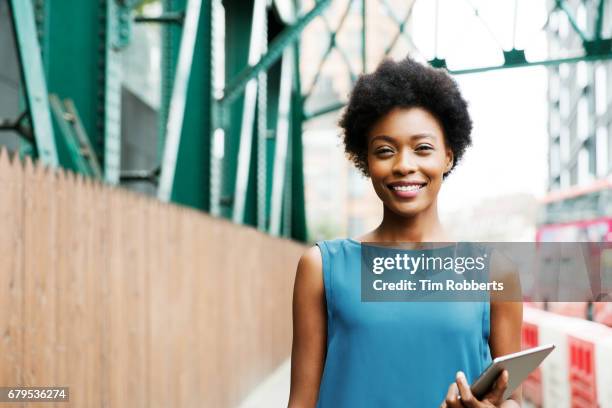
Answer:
[
  {"xmin": 439, "ymin": 67, "xmax": 549, "ymax": 213},
  {"xmin": 409, "ymin": 0, "xmax": 551, "ymax": 213}
]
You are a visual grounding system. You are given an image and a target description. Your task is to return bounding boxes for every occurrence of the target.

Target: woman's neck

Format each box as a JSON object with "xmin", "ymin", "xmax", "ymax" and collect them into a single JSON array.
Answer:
[{"xmin": 368, "ymin": 202, "xmax": 452, "ymax": 243}]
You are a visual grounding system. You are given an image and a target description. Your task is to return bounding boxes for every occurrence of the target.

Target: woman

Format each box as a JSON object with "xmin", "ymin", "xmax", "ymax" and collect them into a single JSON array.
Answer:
[{"xmin": 288, "ymin": 57, "xmax": 522, "ymax": 407}]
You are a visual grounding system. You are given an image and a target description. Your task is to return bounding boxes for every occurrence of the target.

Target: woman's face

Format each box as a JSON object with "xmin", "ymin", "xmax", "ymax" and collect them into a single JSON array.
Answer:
[{"xmin": 367, "ymin": 107, "xmax": 453, "ymax": 217}]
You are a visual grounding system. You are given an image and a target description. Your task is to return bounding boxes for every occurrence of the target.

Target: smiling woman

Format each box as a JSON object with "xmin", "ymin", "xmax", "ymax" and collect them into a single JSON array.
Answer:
[
  {"xmin": 340, "ymin": 57, "xmax": 472, "ymax": 180},
  {"xmin": 367, "ymin": 107, "xmax": 453, "ymax": 217},
  {"xmin": 288, "ymin": 57, "xmax": 523, "ymax": 408}
]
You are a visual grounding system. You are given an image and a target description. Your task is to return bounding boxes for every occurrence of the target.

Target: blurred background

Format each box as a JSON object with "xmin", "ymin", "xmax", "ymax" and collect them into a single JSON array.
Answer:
[{"xmin": 0, "ymin": 0, "xmax": 611, "ymax": 407}]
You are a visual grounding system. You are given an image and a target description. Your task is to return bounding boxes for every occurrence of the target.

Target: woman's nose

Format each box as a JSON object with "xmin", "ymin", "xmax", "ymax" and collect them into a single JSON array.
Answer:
[{"xmin": 392, "ymin": 151, "xmax": 418, "ymax": 175}]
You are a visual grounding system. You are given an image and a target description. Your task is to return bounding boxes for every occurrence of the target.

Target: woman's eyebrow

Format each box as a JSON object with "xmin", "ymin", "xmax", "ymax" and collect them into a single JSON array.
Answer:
[
  {"xmin": 369, "ymin": 135, "xmax": 396, "ymax": 145},
  {"xmin": 410, "ymin": 133, "xmax": 436, "ymax": 141}
]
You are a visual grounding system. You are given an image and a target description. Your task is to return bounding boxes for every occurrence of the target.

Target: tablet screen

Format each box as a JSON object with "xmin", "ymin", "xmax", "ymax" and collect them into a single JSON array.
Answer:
[{"xmin": 471, "ymin": 344, "xmax": 555, "ymax": 400}]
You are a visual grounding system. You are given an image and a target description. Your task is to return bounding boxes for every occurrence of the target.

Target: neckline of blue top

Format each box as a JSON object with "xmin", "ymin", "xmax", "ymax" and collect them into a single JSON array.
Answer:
[{"xmin": 346, "ymin": 237, "xmax": 462, "ymax": 250}]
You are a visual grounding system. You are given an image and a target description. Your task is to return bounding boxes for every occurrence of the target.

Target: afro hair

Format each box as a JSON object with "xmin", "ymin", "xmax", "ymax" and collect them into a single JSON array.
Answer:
[{"xmin": 338, "ymin": 56, "xmax": 473, "ymax": 177}]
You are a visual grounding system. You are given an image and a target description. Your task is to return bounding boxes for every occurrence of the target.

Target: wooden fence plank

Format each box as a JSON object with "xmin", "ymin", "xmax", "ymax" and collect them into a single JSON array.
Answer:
[
  {"xmin": 0, "ymin": 149, "xmax": 24, "ymax": 394},
  {"xmin": 23, "ymin": 159, "xmax": 57, "ymax": 392},
  {"xmin": 86, "ymin": 178, "xmax": 104, "ymax": 407},
  {"xmin": 53, "ymin": 168, "xmax": 70, "ymax": 408},
  {"xmin": 106, "ymin": 188, "xmax": 124, "ymax": 408},
  {"xmin": 0, "ymin": 156, "xmax": 305, "ymax": 407},
  {"xmin": 149, "ymin": 201, "xmax": 172, "ymax": 408}
]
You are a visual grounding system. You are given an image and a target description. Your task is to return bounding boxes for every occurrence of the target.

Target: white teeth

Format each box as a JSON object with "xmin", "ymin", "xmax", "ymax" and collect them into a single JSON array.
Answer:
[{"xmin": 392, "ymin": 185, "xmax": 423, "ymax": 192}]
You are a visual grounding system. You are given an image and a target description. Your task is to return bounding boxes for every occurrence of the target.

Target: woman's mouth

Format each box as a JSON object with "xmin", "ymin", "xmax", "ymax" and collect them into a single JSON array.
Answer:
[{"xmin": 387, "ymin": 182, "xmax": 426, "ymax": 198}]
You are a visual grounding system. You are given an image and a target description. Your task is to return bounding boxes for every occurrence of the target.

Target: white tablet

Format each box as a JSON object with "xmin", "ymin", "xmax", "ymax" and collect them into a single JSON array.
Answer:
[{"xmin": 470, "ymin": 344, "xmax": 555, "ymax": 400}]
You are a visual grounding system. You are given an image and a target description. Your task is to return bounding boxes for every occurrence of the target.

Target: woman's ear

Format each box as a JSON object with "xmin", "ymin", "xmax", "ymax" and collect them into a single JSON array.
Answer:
[{"xmin": 445, "ymin": 150, "xmax": 454, "ymax": 173}]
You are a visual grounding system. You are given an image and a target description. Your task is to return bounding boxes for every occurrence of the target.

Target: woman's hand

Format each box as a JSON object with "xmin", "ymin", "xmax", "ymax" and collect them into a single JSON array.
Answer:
[{"xmin": 440, "ymin": 370, "xmax": 509, "ymax": 408}]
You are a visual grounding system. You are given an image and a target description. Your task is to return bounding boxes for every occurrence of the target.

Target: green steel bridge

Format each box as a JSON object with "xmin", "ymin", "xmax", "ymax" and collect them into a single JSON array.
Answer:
[{"xmin": 1, "ymin": 0, "xmax": 610, "ymax": 241}]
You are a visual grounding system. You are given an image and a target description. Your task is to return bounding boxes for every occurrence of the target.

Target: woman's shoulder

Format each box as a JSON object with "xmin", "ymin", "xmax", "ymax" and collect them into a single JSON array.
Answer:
[
  {"xmin": 300, "ymin": 238, "xmax": 360, "ymax": 266},
  {"xmin": 294, "ymin": 238, "xmax": 354, "ymax": 290},
  {"xmin": 312, "ymin": 237, "xmax": 360, "ymax": 249},
  {"xmin": 294, "ymin": 246, "xmax": 324, "ymax": 295},
  {"xmin": 297, "ymin": 245, "xmax": 323, "ymax": 271}
]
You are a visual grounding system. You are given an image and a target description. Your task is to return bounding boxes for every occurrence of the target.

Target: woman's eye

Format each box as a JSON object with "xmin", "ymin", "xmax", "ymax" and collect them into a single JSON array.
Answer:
[
  {"xmin": 375, "ymin": 148, "xmax": 393, "ymax": 155},
  {"xmin": 416, "ymin": 145, "xmax": 433, "ymax": 151}
]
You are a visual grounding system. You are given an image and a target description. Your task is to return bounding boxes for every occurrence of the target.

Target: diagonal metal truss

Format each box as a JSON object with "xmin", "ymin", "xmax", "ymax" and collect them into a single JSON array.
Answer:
[
  {"xmin": 440, "ymin": 0, "xmax": 612, "ymax": 74},
  {"xmin": 2, "ymin": 0, "xmax": 609, "ymax": 241},
  {"xmin": 6, "ymin": 0, "xmax": 57, "ymax": 166},
  {"xmin": 301, "ymin": 0, "xmax": 610, "ymax": 122}
]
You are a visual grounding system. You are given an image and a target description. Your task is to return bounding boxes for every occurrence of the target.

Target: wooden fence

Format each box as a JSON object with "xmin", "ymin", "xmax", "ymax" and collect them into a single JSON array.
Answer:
[{"xmin": 0, "ymin": 148, "xmax": 305, "ymax": 407}]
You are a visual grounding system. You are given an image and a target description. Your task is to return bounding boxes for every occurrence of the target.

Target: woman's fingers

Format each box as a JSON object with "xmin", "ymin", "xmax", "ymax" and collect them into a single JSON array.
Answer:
[
  {"xmin": 455, "ymin": 371, "xmax": 480, "ymax": 407},
  {"xmin": 443, "ymin": 370, "xmax": 509, "ymax": 408},
  {"xmin": 444, "ymin": 382, "xmax": 461, "ymax": 408},
  {"xmin": 483, "ymin": 369, "xmax": 509, "ymax": 404}
]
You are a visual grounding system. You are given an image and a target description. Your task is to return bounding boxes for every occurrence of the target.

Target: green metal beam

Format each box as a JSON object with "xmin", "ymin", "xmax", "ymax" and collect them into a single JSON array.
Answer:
[
  {"xmin": 382, "ymin": 2, "xmax": 415, "ymax": 58},
  {"xmin": 595, "ymin": 0, "xmax": 606, "ymax": 40},
  {"xmin": 449, "ymin": 52, "xmax": 612, "ymax": 75},
  {"xmin": 290, "ymin": 40, "xmax": 307, "ymax": 241},
  {"xmin": 379, "ymin": 0, "xmax": 420, "ymax": 60},
  {"xmin": 303, "ymin": 40, "xmax": 333, "ymax": 101},
  {"xmin": 209, "ymin": 0, "xmax": 224, "ymax": 216},
  {"xmin": 170, "ymin": 0, "xmax": 213, "ymax": 212},
  {"xmin": 303, "ymin": 101, "xmax": 345, "ymax": 120},
  {"xmin": 64, "ymin": 99, "xmax": 103, "ymax": 179},
  {"xmin": 232, "ymin": 0, "xmax": 268, "ymax": 224},
  {"xmin": 269, "ymin": 48, "xmax": 293, "ymax": 236},
  {"xmin": 221, "ymin": 0, "xmax": 331, "ymax": 106},
  {"xmin": 159, "ymin": 0, "xmax": 185, "ymax": 163},
  {"xmin": 102, "ymin": 0, "xmax": 123, "ymax": 184},
  {"xmin": 37, "ymin": 0, "xmax": 126, "ymax": 181},
  {"xmin": 134, "ymin": 11, "xmax": 185, "ymax": 24},
  {"xmin": 320, "ymin": 5, "xmax": 356, "ymax": 82},
  {"xmin": 167, "ymin": 0, "xmax": 212, "ymax": 211},
  {"xmin": 263, "ymin": 36, "xmax": 282, "ymax": 230},
  {"xmin": 9, "ymin": 0, "xmax": 58, "ymax": 166},
  {"xmin": 256, "ymin": 68, "xmax": 268, "ymax": 230},
  {"xmin": 216, "ymin": 0, "xmax": 254, "ymax": 219},
  {"xmin": 255, "ymin": 7, "xmax": 269, "ymax": 231},
  {"xmin": 157, "ymin": 0, "xmax": 205, "ymax": 202},
  {"xmin": 302, "ymin": 51, "xmax": 612, "ymax": 121},
  {"xmin": 304, "ymin": 0, "xmax": 352, "ymax": 100},
  {"xmin": 556, "ymin": 0, "xmax": 589, "ymax": 43},
  {"xmin": 49, "ymin": 95, "xmax": 98, "ymax": 177}
]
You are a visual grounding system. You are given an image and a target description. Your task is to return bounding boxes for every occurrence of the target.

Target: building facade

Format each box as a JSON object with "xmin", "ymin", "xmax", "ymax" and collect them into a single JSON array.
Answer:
[{"xmin": 543, "ymin": 0, "xmax": 611, "ymax": 228}]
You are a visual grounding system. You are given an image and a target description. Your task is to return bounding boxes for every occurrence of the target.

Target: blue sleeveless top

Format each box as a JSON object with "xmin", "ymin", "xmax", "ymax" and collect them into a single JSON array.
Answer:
[{"xmin": 315, "ymin": 238, "xmax": 492, "ymax": 407}]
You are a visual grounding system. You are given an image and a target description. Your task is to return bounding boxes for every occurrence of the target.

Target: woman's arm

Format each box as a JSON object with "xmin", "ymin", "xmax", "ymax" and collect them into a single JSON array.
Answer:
[
  {"xmin": 489, "ymin": 250, "xmax": 524, "ymax": 406},
  {"xmin": 489, "ymin": 300, "xmax": 523, "ymax": 407},
  {"xmin": 442, "ymin": 250, "xmax": 524, "ymax": 408},
  {"xmin": 287, "ymin": 246, "xmax": 327, "ymax": 408}
]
